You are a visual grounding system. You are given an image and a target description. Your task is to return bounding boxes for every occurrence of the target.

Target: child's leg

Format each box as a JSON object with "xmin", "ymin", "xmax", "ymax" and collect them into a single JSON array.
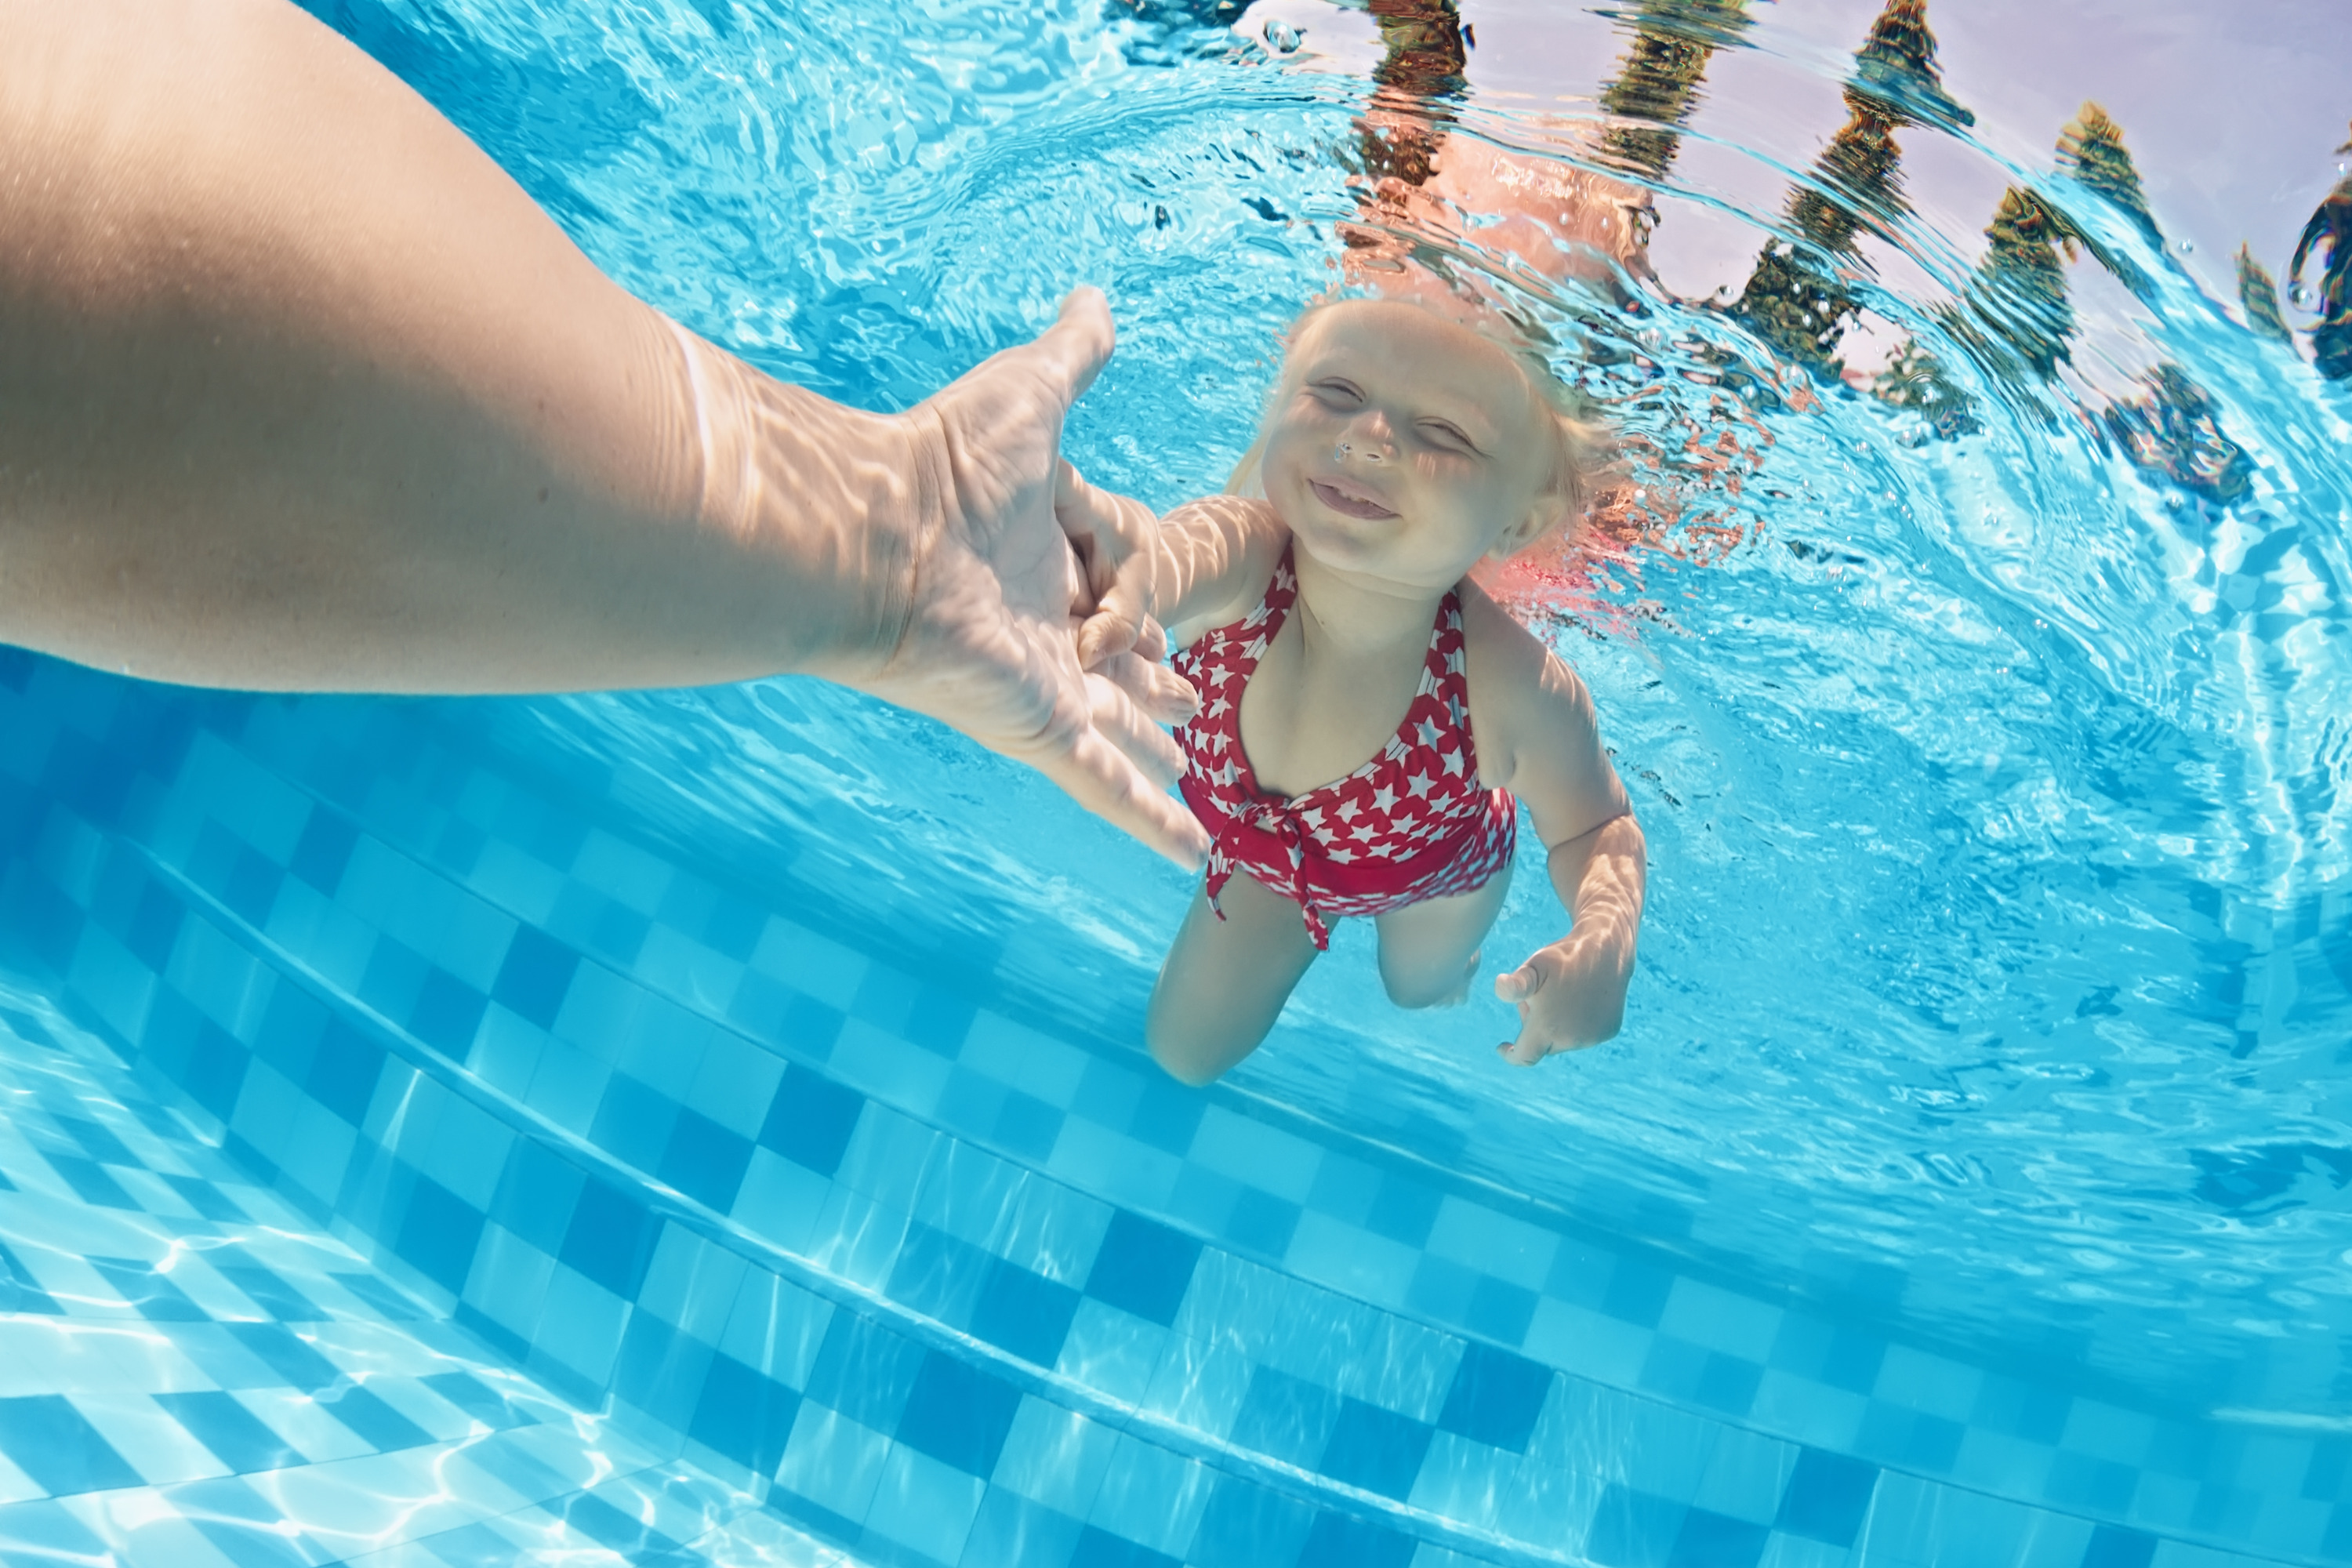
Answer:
[
  {"xmin": 1146, "ymin": 871, "xmax": 1319, "ymax": 1085},
  {"xmin": 1371, "ymin": 865, "xmax": 1512, "ymax": 1008}
]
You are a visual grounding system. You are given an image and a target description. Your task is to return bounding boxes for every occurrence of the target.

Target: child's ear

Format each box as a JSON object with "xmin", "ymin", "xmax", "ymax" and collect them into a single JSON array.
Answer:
[{"xmin": 1490, "ymin": 486, "xmax": 1576, "ymax": 560}]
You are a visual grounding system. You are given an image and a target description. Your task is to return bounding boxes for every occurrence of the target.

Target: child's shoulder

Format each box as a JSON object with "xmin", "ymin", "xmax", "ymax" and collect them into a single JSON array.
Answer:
[
  {"xmin": 1163, "ymin": 496, "xmax": 1290, "ymax": 644},
  {"xmin": 1460, "ymin": 582, "xmax": 1601, "ymax": 755}
]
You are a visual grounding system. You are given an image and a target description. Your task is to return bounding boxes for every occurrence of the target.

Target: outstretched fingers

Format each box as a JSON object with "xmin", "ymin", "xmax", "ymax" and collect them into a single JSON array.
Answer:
[{"xmin": 1038, "ymin": 723, "xmax": 1210, "ymax": 869}]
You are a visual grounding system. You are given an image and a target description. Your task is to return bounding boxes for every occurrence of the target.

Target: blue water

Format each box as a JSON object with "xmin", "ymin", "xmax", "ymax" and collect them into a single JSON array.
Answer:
[{"xmin": 1, "ymin": 0, "xmax": 2348, "ymax": 1563}]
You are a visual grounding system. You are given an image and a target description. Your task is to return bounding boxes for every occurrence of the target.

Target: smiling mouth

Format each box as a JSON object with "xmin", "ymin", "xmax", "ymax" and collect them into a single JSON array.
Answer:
[{"xmin": 1308, "ymin": 478, "xmax": 1398, "ymax": 521}]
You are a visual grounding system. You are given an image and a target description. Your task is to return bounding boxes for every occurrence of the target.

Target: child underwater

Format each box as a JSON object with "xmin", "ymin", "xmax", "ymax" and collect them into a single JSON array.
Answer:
[{"xmin": 1095, "ymin": 294, "xmax": 1650, "ymax": 1084}]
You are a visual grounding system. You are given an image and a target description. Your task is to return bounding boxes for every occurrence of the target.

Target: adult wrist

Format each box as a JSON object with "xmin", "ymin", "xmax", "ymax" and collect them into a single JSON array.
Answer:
[{"xmin": 673, "ymin": 330, "xmax": 938, "ymax": 681}]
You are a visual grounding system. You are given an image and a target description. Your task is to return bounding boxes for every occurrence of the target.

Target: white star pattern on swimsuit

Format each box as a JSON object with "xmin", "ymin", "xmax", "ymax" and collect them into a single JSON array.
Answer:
[{"xmin": 1168, "ymin": 545, "xmax": 1519, "ymax": 952}]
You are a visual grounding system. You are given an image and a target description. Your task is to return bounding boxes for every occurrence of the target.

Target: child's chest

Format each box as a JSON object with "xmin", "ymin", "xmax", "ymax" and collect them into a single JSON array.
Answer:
[{"xmin": 1236, "ymin": 615, "xmax": 1439, "ymax": 799}]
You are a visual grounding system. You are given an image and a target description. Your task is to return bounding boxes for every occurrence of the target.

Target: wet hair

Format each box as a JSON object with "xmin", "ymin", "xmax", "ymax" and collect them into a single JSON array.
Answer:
[{"xmin": 1225, "ymin": 296, "xmax": 1610, "ymax": 553}]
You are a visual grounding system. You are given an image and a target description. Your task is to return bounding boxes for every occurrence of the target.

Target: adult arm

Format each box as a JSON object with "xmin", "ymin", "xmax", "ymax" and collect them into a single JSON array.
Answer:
[
  {"xmin": 0, "ymin": 0, "xmax": 1205, "ymax": 861},
  {"xmin": 1467, "ymin": 596, "xmax": 1647, "ymax": 1063}
]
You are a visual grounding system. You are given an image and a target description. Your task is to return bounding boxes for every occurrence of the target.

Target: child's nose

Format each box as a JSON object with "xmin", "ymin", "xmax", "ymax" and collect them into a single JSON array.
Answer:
[{"xmin": 1336, "ymin": 412, "xmax": 1396, "ymax": 461}]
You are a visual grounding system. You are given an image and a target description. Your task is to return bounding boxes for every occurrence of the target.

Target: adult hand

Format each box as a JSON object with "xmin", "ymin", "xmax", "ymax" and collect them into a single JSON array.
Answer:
[
  {"xmin": 857, "ymin": 289, "xmax": 1208, "ymax": 867},
  {"xmin": 1494, "ymin": 929, "xmax": 1629, "ymax": 1065}
]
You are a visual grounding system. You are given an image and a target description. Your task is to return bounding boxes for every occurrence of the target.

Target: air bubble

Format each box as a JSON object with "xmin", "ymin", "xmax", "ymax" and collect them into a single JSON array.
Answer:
[
  {"xmin": 1263, "ymin": 19, "xmax": 1301, "ymax": 51},
  {"xmin": 2176, "ymin": 238, "xmax": 2194, "ymax": 254},
  {"xmin": 2289, "ymin": 282, "xmax": 2317, "ymax": 310}
]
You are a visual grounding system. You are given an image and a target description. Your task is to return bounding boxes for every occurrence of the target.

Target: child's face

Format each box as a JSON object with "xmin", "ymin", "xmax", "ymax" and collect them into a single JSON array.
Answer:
[{"xmin": 1258, "ymin": 300, "xmax": 1565, "ymax": 590}]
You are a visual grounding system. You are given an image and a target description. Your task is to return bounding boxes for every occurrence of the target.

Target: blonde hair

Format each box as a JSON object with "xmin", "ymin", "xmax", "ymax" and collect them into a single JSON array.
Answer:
[{"xmin": 1225, "ymin": 296, "xmax": 1610, "ymax": 554}]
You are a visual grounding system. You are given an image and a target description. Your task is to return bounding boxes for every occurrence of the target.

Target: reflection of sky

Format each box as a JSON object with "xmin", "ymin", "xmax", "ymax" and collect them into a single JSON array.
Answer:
[{"xmin": 1244, "ymin": 0, "xmax": 2346, "ymax": 328}]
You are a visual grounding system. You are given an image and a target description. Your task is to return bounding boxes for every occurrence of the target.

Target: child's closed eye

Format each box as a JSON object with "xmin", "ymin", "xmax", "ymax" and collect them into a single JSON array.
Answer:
[
  {"xmin": 1417, "ymin": 419, "xmax": 1482, "ymax": 456},
  {"xmin": 1307, "ymin": 378, "xmax": 1365, "ymax": 408}
]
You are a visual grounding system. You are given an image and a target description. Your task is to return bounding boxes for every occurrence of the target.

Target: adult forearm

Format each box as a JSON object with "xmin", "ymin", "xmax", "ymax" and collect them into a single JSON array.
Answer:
[{"xmin": 0, "ymin": 0, "xmax": 920, "ymax": 693}]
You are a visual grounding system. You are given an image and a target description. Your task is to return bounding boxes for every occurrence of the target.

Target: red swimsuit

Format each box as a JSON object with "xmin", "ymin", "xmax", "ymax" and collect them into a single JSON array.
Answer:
[{"xmin": 1172, "ymin": 546, "xmax": 1518, "ymax": 949}]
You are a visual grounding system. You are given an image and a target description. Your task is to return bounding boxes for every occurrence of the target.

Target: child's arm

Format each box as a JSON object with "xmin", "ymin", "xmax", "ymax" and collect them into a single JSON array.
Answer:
[
  {"xmin": 1062, "ymin": 476, "xmax": 1290, "ymax": 662},
  {"xmin": 1468, "ymin": 598, "xmax": 1648, "ymax": 1065}
]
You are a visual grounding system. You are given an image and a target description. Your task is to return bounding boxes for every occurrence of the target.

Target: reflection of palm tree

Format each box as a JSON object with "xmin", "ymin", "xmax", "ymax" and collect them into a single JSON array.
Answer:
[
  {"xmin": 1355, "ymin": 0, "xmax": 1470, "ymax": 190},
  {"xmin": 1731, "ymin": 0, "xmax": 1968, "ymax": 375},
  {"xmin": 1958, "ymin": 185, "xmax": 2078, "ymax": 379},
  {"xmin": 1594, "ymin": 0, "xmax": 1752, "ymax": 183},
  {"xmin": 2288, "ymin": 126, "xmax": 2352, "ymax": 380},
  {"xmin": 2237, "ymin": 244, "xmax": 2294, "ymax": 343},
  {"xmin": 2053, "ymin": 103, "xmax": 2161, "ymax": 297}
]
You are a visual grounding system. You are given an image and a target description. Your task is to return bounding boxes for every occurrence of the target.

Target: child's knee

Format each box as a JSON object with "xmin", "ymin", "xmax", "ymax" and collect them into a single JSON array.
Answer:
[
  {"xmin": 1145, "ymin": 994, "xmax": 1244, "ymax": 1086},
  {"xmin": 1380, "ymin": 951, "xmax": 1477, "ymax": 1011}
]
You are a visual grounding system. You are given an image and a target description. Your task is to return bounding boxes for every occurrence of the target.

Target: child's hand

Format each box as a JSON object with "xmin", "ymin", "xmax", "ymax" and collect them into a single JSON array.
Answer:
[{"xmin": 1493, "ymin": 929, "xmax": 1629, "ymax": 1065}]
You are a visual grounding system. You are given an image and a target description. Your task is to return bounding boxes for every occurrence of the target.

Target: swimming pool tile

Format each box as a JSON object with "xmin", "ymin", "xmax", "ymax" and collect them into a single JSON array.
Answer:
[
  {"xmin": 1140, "ymin": 1329, "xmax": 1254, "ymax": 1441},
  {"xmin": 1185, "ymin": 1474, "xmax": 1317, "ymax": 1568},
  {"xmin": 1085, "ymin": 1436, "xmax": 1214, "ymax": 1558},
  {"xmin": 0, "ymin": 1395, "xmax": 148, "ymax": 1496},
  {"xmin": 457, "ymin": 1221, "xmax": 557, "ymax": 1348},
  {"xmin": 886, "ymin": 1221, "xmax": 990, "ymax": 1330},
  {"xmin": 1693, "ymin": 1426, "xmax": 1798, "ymax": 1527},
  {"xmin": 1053, "ymin": 1299, "xmax": 1165, "ymax": 1408},
  {"xmin": 1641, "ymin": 1338, "xmax": 1765, "ymax": 1419},
  {"xmin": 557, "ymin": 1176, "xmax": 660, "ymax": 1302},
  {"xmin": 2080, "ymin": 1523, "xmax": 2161, "ymax": 1568},
  {"xmin": 1747, "ymin": 1371, "xmax": 1869, "ymax": 1453},
  {"xmin": 488, "ymin": 926, "xmax": 582, "ymax": 1036},
  {"xmin": 637, "ymin": 1228, "xmax": 744, "ymax": 1344},
  {"xmin": 1525, "ymin": 1299, "xmax": 1653, "ymax": 1391},
  {"xmin": 1085, "ymin": 1211, "xmax": 1202, "ymax": 1329},
  {"xmin": 1872, "ymin": 1345, "xmax": 1982, "ymax": 1425},
  {"xmin": 869, "ymin": 1443, "xmax": 988, "ymax": 1565},
  {"xmin": 680, "ymin": 1031, "xmax": 786, "ymax": 1144},
  {"xmin": 758, "ymin": 1065, "xmax": 866, "ymax": 1182},
  {"xmin": 1284, "ymin": 1210, "xmax": 1419, "ymax": 1311},
  {"xmin": 991, "ymin": 1398, "xmax": 1118, "ymax": 1518},
  {"xmin": 688, "ymin": 1352, "xmax": 801, "ymax": 1479},
  {"xmin": 616, "ymin": 1000, "xmax": 719, "ymax": 1106},
  {"xmin": 969, "ymin": 1257, "xmax": 1080, "ymax": 1368},
  {"xmin": 658, "ymin": 1107, "xmax": 754, "ymax": 1214},
  {"xmin": 806, "ymin": 1185, "xmax": 914, "ymax": 1293},
  {"xmin": 1319, "ymin": 1396, "xmax": 1435, "ymax": 1501},
  {"xmin": 828, "ymin": 1023, "xmax": 952, "ymax": 1131},
  {"xmin": 747, "ymin": 921, "xmax": 868, "ymax": 1014},
  {"xmin": 466, "ymin": 1005, "xmax": 546, "ymax": 1102},
  {"xmin": 964, "ymin": 1488, "xmax": 1086, "ymax": 1568},
  {"xmin": 1772, "ymin": 1446, "xmax": 1879, "ymax": 1550},
  {"xmin": 532, "ymin": 1264, "xmax": 630, "ymax": 1388},
  {"xmin": 896, "ymin": 1352, "xmax": 1022, "ymax": 1480},
  {"xmin": 1435, "ymin": 1342, "xmax": 1554, "ymax": 1456},
  {"xmin": 1049, "ymin": 1120, "xmax": 1180, "ymax": 1213},
  {"xmin": 1186, "ymin": 1108, "xmax": 1319, "ymax": 1206},
  {"xmin": 775, "ymin": 1405, "xmax": 891, "ymax": 1524},
  {"xmin": 1227, "ymin": 1363, "xmax": 1343, "ymax": 1470},
  {"xmin": 728, "ymin": 1151, "xmax": 832, "ymax": 1257},
  {"xmin": 967, "ymin": 1170, "xmax": 1111, "ymax": 1291},
  {"xmin": 963, "ymin": 1014, "xmax": 1088, "ymax": 1112},
  {"xmin": 149, "ymin": 1392, "xmax": 305, "ymax": 1477}
]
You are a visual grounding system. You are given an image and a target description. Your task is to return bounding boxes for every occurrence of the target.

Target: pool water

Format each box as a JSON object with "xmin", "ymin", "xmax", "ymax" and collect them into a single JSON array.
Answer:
[{"xmin": 0, "ymin": 0, "xmax": 2347, "ymax": 1563}]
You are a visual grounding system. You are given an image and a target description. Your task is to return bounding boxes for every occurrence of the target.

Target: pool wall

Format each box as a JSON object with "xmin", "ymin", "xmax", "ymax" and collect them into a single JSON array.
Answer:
[{"xmin": 0, "ymin": 648, "xmax": 2343, "ymax": 1568}]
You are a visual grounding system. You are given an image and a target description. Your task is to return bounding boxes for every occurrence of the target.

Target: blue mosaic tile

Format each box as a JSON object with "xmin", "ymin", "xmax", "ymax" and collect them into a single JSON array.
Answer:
[
  {"xmin": 898, "ymin": 1352, "xmax": 1023, "ymax": 1479},
  {"xmin": 1083, "ymin": 1211, "xmax": 1200, "ymax": 1327},
  {"xmin": 0, "ymin": 1395, "xmax": 147, "ymax": 1495},
  {"xmin": 1773, "ymin": 1447, "xmax": 1878, "ymax": 1548}
]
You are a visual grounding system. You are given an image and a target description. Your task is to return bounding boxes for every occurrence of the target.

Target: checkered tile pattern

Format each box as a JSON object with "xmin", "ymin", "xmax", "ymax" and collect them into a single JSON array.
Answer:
[
  {"xmin": 0, "ymin": 644, "xmax": 2343, "ymax": 1568},
  {"xmin": 0, "ymin": 987, "xmax": 852, "ymax": 1566}
]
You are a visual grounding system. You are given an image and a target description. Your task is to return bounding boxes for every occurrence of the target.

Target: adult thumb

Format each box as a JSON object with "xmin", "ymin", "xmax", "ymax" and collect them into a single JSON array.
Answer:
[{"xmin": 1022, "ymin": 287, "xmax": 1116, "ymax": 411}]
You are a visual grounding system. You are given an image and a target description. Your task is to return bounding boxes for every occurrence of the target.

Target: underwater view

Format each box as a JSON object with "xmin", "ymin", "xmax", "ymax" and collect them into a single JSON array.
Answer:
[{"xmin": 0, "ymin": 0, "xmax": 2347, "ymax": 1563}]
